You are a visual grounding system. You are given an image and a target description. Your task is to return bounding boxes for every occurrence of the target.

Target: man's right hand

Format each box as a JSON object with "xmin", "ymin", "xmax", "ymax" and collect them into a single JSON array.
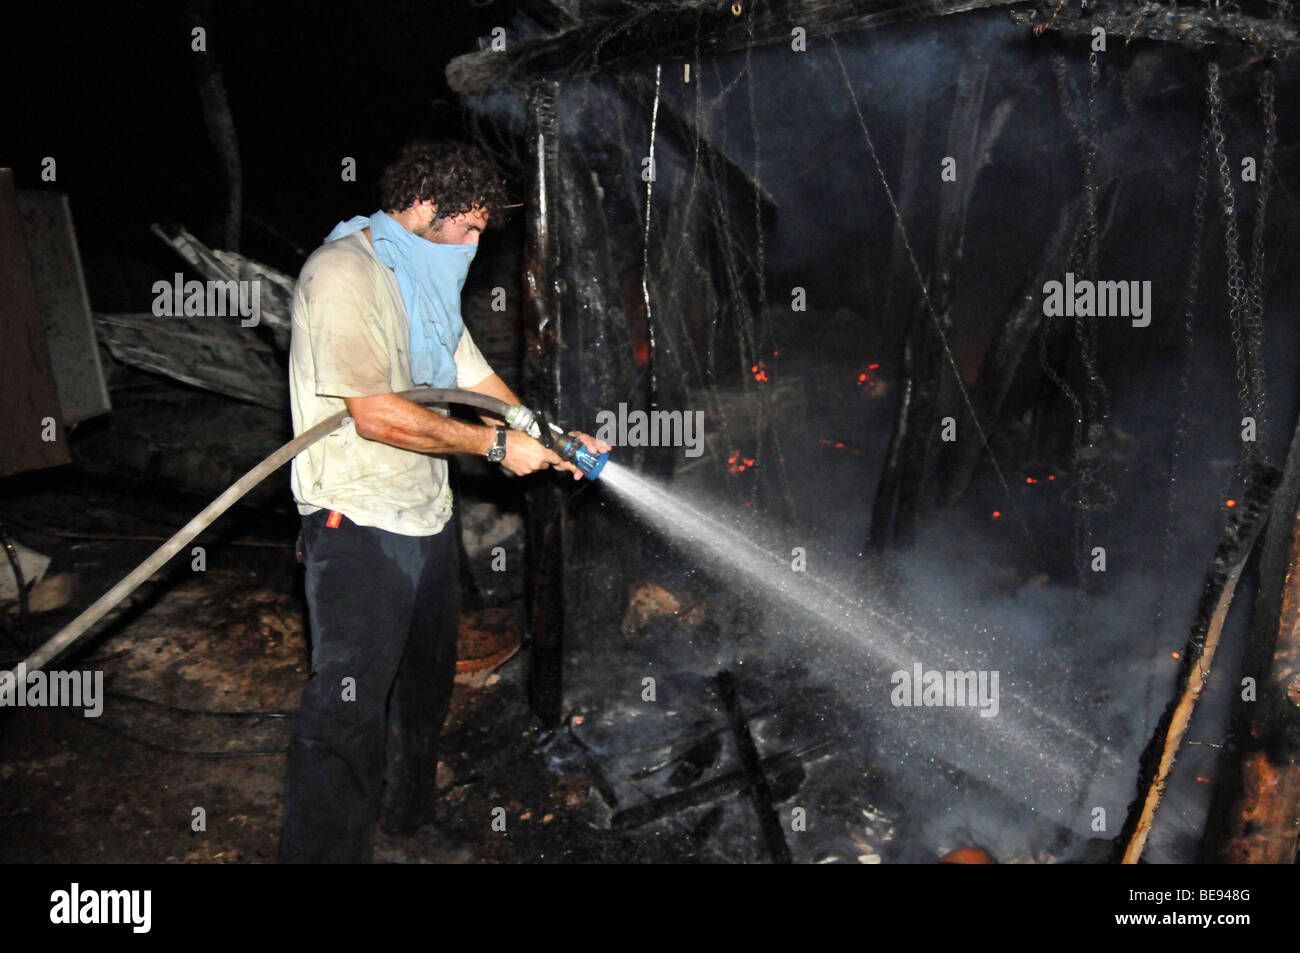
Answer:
[{"xmin": 501, "ymin": 429, "xmax": 565, "ymax": 477}]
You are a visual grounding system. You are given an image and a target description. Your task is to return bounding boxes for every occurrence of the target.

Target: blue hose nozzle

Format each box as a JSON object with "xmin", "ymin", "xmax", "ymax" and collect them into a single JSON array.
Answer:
[{"xmin": 556, "ymin": 433, "xmax": 609, "ymax": 480}]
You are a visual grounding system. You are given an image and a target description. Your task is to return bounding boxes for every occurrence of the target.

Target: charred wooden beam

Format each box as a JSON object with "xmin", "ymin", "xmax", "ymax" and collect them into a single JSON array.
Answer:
[
  {"xmin": 552, "ymin": 125, "xmax": 642, "ymax": 636},
  {"xmin": 1117, "ymin": 456, "xmax": 1282, "ymax": 863},
  {"xmin": 1204, "ymin": 410, "xmax": 1300, "ymax": 863},
  {"xmin": 868, "ymin": 329, "xmax": 914, "ymax": 550},
  {"xmin": 936, "ymin": 202, "xmax": 1079, "ymax": 505},
  {"xmin": 870, "ymin": 64, "xmax": 996, "ymax": 548},
  {"xmin": 612, "ymin": 740, "xmax": 831, "ymax": 830},
  {"xmin": 516, "ymin": 81, "xmax": 644, "ymax": 722},
  {"xmin": 715, "ymin": 670, "xmax": 793, "ymax": 863},
  {"xmin": 887, "ymin": 294, "xmax": 947, "ymax": 547},
  {"xmin": 1010, "ymin": 2, "xmax": 1300, "ymax": 52},
  {"xmin": 553, "ymin": 147, "xmax": 632, "ymax": 441},
  {"xmin": 564, "ymin": 719, "xmax": 623, "ymax": 809},
  {"xmin": 522, "ymin": 80, "xmax": 567, "ymax": 727},
  {"xmin": 932, "ymin": 64, "xmax": 993, "ymax": 300},
  {"xmin": 893, "ymin": 65, "xmax": 994, "ymax": 543},
  {"xmin": 447, "ymin": 0, "xmax": 1027, "ymax": 96},
  {"xmin": 187, "ymin": 0, "xmax": 243, "ymax": 251},
  {"xmin": 881, "ymin": 97, "xmax": 926, "ymax": 347}
]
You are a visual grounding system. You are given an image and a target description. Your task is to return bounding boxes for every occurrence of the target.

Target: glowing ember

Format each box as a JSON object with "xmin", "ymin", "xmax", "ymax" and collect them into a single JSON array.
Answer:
[
  {"xmin": 751, "ymin": 362, "xmax": 769, "ymax": 382},
  {"xmin": 991, "ymin": 510, "xmax": 1002, "ymax": 519},
  {"xmin": 856, "ymin": 362, "xmax": 884, "ymax": 397},
  {"xmin": 727, "ymin": 451, "xmax": 756, "ymax": 474},
  {"xmin": 1171, "ymin": 651, "xmax": 1181, "ymax": 660},
  {"xmin": 1226, "ymin": 499, "xmax": 1236, "ymax": 508}
]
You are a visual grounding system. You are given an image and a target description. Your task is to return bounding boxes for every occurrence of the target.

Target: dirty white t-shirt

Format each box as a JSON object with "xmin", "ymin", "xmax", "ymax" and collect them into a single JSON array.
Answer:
[{"xmin": 289, "ymin": 231, "xmax": 494, "ymax": 536}]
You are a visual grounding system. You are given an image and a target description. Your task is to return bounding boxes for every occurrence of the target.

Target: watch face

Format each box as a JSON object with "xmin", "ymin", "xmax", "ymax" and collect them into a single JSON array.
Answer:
[{"xmin": 487, "ymin": 446, "xmax": 506, "ymax": 463}]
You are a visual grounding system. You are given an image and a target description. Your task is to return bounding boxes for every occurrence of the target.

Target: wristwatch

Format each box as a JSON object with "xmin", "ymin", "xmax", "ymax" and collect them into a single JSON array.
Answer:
[{"xmin": 486, "ymin": 425, "xmax": 507, "ymax": 464}]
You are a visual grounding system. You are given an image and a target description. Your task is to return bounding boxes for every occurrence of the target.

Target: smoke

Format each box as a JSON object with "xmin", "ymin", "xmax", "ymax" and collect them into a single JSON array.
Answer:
[{"xmin": 463, "ymin": 2, "xmax": 1300, "ymax": 862}]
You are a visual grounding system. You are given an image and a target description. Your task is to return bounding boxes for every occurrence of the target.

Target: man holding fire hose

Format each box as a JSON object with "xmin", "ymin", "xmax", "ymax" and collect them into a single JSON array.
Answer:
[{"xmin": 280, "ymin": 139, "xmax": 608, "ymax": 863}]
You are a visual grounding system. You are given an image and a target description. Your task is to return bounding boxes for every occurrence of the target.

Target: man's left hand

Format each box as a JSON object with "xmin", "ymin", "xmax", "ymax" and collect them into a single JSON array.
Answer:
[{"xmin": 563, "ymin": 431, "xmax": 612, "ymax": 481}]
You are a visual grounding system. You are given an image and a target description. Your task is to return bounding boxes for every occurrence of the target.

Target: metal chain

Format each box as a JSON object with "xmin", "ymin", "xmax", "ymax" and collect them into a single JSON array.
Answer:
[
  {"xmin": 1077, "ymin": 49, "xmax": 1111, "ymax": 417},
  {"xmin": 1040, "ymin": 49, "xmax": 1124, "ymax": 611},
  {"xmin": 1243, "ymin": 61, "xmax": 1276, "ymax": 453},
  {"xmin": 1207, "ymin": 62, "xmax": 1256, "ymax": 480},
  {"xmin": 1053, "ymin": 54, "xmax": 1089, "ymax": 154},
  {"xmin": 1082, "ymin": 50, "xmax": 1101, "ymax": 280},
  {"xmin": 1070, "ymin": 49, "xmax": 1118, "ymax": 601}
]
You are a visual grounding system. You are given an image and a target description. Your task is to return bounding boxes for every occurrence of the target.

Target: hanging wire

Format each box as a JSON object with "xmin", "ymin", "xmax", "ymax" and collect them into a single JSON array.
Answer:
[
  {"xmin": 642, "ymin": 62, "xmax": 663, "ymax": 408},
  {"xmin": 629, "ymin": 32, "xmax": 737, "ymax": 483}
]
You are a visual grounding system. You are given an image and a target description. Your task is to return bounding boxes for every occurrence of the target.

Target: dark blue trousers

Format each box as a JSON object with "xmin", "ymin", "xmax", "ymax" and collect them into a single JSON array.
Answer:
[{"xmin": 280, "ymin": 509, "xmax": 460, "ymax": 863}]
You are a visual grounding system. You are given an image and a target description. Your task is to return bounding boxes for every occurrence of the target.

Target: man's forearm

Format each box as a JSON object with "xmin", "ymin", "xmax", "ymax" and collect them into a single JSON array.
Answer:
[
  {"xmin": 345, "ymin": 393, "xmax": 493, "ymax": 455},
  {"xmin": 462, "ymin": 372, "xmax": 523, "ymax": 422}
]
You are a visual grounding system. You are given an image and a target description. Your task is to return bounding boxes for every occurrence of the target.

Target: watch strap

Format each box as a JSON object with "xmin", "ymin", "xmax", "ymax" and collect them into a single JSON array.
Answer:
[{"xmin": 487, "ymin": 424, "xmax": 507, "ymax": 462}]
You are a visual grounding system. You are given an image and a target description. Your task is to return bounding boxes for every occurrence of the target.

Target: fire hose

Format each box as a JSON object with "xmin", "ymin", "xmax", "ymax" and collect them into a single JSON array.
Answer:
[{"xmin": 3, "ymin": 387, "xmax": 607, "ymax": 679}]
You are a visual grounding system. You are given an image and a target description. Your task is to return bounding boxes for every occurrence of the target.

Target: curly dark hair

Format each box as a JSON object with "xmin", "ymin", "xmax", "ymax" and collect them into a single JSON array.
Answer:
[{"xmin": 379, "ymin": 139, "xmax": 510, "ymax": 228}]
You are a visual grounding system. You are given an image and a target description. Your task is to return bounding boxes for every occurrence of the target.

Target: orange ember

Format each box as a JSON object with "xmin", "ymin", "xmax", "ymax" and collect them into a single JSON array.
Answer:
[
  {"xmin": 939, "ymin": 847, "xmax": 997, "ymax": 864},
  {"xmin": 727, "ymin": 451, "xmax": 756, "ymax": 474}
]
